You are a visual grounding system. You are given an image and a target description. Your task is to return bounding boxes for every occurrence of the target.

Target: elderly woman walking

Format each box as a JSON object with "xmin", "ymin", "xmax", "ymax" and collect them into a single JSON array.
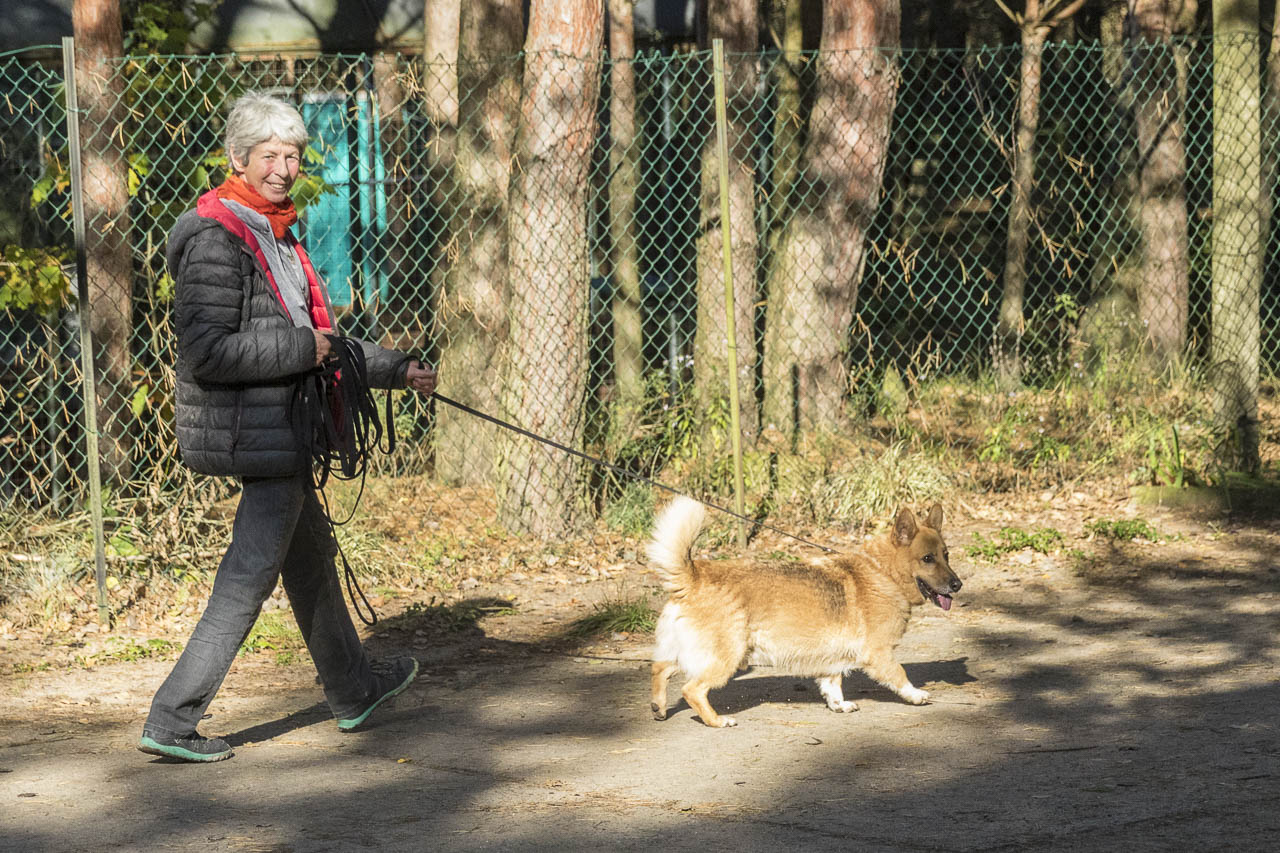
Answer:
[{"xmin": 139, "ymin": 92, "xmax": 437, "ymax": 763}]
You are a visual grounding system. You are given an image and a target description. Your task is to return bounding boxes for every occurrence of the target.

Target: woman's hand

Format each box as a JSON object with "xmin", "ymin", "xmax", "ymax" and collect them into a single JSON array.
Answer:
[
  {"xmin": 406, "ymin": 361, "xmax": 437, "ymax": 396},
  {"xmin": 312, "ymin": 329, "xmax": 332, "ymax": 367}
]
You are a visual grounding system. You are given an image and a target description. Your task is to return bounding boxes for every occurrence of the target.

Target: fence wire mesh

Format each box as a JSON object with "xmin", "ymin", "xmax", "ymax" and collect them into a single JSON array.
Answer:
[{"xmin": 1, "ymin": 39, "xmax": 1276, "ymax": 518}]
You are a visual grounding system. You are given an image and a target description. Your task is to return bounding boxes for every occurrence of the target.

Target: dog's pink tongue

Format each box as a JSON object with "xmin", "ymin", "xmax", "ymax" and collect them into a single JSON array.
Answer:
[{"xmin": 938, "ymin": 594, "xmax": 952, "ymax": 611}]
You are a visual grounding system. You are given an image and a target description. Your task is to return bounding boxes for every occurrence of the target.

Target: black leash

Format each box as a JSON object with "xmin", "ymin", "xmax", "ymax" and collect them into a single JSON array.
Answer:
[
  {"xmin": 294, "ymin": 342, "xmax": 837, "ymax": 628},
  {"xmin": 430, "ymin": 392, "xmax": 837, "ymax": 554},
  {"xmin": 294, "ymin": 335, "xmax": 396, "ymax": 626}
]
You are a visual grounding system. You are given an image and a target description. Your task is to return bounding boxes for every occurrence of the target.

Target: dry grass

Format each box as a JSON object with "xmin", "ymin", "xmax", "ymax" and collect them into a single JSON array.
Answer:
[{"xmin": 2, "ymin": 376, "xmax": 1276, "ymax": 642}]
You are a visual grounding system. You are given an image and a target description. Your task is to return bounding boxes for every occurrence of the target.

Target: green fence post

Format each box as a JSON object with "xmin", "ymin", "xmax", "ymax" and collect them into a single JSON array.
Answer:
[
  {"xmin": 712, "ymin": 39, "xmax": 747, "ymax": 547},
  {"xmin": 61, "ymin": 36, "xmax": 110, "ymax": 627}
]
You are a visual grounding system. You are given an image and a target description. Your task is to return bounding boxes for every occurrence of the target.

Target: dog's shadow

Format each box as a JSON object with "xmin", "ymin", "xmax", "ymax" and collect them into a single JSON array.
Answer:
[{"xmin": 663, "ymin": 657, "xmax": 976, "ymax": 721}]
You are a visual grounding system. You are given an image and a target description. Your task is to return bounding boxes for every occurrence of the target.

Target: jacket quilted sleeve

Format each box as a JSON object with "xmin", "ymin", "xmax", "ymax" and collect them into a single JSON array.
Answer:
[
  {"xmin": 174, "ymin": 224, "xmax": 315, "ymax": 384},
  {"xmin": 357, "ymin": 338, "xmax": 412, "ymax": 390}
]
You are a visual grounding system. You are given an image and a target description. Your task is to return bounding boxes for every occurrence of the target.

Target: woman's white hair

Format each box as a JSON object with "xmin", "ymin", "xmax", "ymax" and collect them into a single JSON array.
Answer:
[{"xmin": 224, "ymin": 91, "xmax": 309, "ymax": 169}]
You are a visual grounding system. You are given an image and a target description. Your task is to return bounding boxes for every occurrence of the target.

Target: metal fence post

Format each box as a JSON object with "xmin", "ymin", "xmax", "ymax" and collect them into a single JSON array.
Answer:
[
  {"xmin": 61, "ymin": 36, "xmax": 110, "ymax": 626},
  {"xmin": 712, "ymin": 39, "xmax": 747, "ymax": 547}
]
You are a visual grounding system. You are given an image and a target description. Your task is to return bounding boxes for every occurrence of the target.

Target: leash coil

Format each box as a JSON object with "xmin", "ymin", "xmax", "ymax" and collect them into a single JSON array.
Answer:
[{"xmin": 293, "ymin": 335, "xmax": 398, "ymax": 625}]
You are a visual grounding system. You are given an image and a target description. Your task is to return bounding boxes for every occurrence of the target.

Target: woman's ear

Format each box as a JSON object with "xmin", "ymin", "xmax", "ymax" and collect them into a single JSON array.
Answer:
[{"xmin": 227, "ymin": 149, "xmax": 244, "ymax": 173}]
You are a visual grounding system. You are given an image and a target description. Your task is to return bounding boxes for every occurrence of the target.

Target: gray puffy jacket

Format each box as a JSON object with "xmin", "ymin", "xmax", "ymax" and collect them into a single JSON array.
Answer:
[{"xmin": 167, "ymin": 198, "xmax": 410, "ymax": 477}]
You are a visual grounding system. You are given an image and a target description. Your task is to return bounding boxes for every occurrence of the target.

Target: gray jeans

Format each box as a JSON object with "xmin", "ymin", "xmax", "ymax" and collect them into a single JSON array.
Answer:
[{"xmin": 143, "ymin": 472, "xmax": 376, "ymax": 738}]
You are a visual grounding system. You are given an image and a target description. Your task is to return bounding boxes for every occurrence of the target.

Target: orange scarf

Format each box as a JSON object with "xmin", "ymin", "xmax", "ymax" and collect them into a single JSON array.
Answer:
[{"xmin": 215, "ymin": 173, "xmax": 298, "ymax": 239}]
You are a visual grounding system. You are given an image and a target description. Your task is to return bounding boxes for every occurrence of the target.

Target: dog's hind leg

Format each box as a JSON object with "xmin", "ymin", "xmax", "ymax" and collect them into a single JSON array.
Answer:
[
  {"xmin": 680, "ymin": 649, "xmax": 741, "ymax": 728},
  {"xmin": 650, "ymin": 660, "xmax": 678, "ymax": 721},
  {"xmin": 682, "ymin": 674, "xmax": 737, "ymax": 728},
  {"xmin": 817, "ymin": 675, "xmax": 858, "ymax": 713}
]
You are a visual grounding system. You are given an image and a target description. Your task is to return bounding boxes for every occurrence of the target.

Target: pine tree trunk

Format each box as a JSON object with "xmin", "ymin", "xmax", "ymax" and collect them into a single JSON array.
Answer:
[
  {"xmin": 497, "ymin": 0, "xmax": 604, "ymax": 536},
  {"xmin": 372, "ymin": 53, "xmax": 416, "ymax": 345},
  {"xmin": 994, "ymin": 19, "xmax": 1044, "ymax": 389},
  {"xmin": 762, "ymin": 0, "xmax": 899, "ymax": 436},
  {"xmin": 607, "ymin": 0, "xmax": 644, "ymax": 410},
  {"xmin": 421, "ymin": 0, "xmax": 459, "ymax": 373},
  {"xmin": 1211, "ymin": 0, "xmax": 1262, "ymax": 473},
  {"xmin": 694, "ymin": 0, "xmax": 760, "ymax": 442},
  {"xmin": 767, "ymin": 0, "xmax": 804, "ymax": 251},
  {"xmin": 1131, "ymin": 0, "xmax": 1190, "ymax": 366},
  {"xmin": 73, "ymin": 0, "xmax": 132, "ymax": 482},
  {"xmin": 435, "ymin": 0, "xmax": 522, "ymax": 485}
]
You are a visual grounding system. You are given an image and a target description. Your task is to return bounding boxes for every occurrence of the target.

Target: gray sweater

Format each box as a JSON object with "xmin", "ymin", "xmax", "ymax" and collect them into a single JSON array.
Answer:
[{"xmin": 221, "ymin": 199, "xmax": 312, "ymax": 329}]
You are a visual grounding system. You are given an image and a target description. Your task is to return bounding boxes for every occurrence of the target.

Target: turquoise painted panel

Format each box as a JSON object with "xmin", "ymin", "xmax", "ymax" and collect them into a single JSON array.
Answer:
[{"xmin": 301, "ymin": 95, "xmax": 354, "ymax": 307}]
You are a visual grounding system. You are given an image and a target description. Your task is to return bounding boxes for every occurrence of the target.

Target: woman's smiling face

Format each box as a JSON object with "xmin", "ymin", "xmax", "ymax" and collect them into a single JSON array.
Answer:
[{"xmin": 234, "ymin": 136, "xmax": 300, "ymax": 203}]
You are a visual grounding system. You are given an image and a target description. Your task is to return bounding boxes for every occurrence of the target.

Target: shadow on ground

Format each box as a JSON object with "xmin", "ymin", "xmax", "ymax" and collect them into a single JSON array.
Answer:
[{"xmin": 4, "ymin": 517, "xmax": 1280, "ymax": 852}]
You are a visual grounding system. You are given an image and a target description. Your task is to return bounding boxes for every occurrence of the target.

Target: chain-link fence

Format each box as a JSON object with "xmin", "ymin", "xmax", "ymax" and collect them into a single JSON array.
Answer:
[{"xmin": 1, "ymin": 38, "xmax": 1277, "ymax": 519}]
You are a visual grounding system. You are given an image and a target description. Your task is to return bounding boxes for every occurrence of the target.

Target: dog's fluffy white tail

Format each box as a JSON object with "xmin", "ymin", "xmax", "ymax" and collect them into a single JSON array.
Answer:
[{"xmin": 646, "ymin": 496, "xmax": 706, "ymax": 585}]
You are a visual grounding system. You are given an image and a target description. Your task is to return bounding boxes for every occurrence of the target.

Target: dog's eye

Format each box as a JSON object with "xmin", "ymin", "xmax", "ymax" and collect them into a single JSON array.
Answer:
[{"xmin": 922, "ymin": 553, "xmax": 935, "ymax": 563}]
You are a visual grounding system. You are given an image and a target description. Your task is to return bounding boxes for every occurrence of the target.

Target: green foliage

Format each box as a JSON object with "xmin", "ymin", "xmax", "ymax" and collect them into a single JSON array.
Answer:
[
  {"xmin": 107, "ymin": 528, "xmax": 141, "ymax": 558},
  {"xmin": 1086, "ymin": 518, "xmax": 1160, "ymax": 541},
  {"xmin": 78, "ymin": 637, "xmax": 179, "ymax": 667},
  {"xmin": 968, "ymin": 526, "xmax": 1065, "ymax": 560},
  {"xmin": 1139, "ymin": 426, "xmax": 1191, "ymax": 488},
  {"xmin": 122, "ymin": 1, "xmax": 220, "ymax": 55},
  {"xmin": 603, "ymin": 483, "xmax": 655, "ymax": 536},
  {"xmin": 401, "ymin": 598, "xmax": 516, "ymax": 632},
  {"xmin": 567, "ymin": 593, "xmax": 657, "ymax": 637},
  {"xmin": 978, "ymin": 404, "xmax": 1028, "ymax": 464},
  {"xmin": 410, "ymin": 535, "xmax": 470, "ymax": 585},
  {"xmin": 0, "ymin": 245, "xmax": 72, "ymax": 313},
  {"xmin": 239, "ymin": 611, "xmax": 304, "ymax": 656},
  {"xmin": 11, "ymin": 661, "xmax": 53, "ymax": 674},
  {"xmin": 292, "ymin": 145, "xmax": 338, "ymax": 213},
  {"xmin": 787, "ymin": 441, "xmax": 952, "ymax": 528},
  {"xmin": 30, "ymin": 154, "xmax": 69, "ymax": 211}
]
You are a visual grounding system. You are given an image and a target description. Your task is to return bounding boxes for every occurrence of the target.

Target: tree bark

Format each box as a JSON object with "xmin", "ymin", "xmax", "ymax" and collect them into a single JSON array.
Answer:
[
  {"xmin": 766, "ymin": 0, "xmax": 805, "ymax": 250},
  {"xmin": 371, "ymin": 53, "xmax": 416, "ymax": 345},
  {"xmin": 1129, "ymin": 0, "xmax": 1192, "ymax": 366},
  {"xmin": 1211, "ymin": 0, "xmax": 1262, "ymax": 473},
  {"xmin": 993, "ymin": 17, "xmax": 1045, "ymax": 388},
  {"xmin": 695, "ymin": 0, "xmax": 760, "ymax": 441},
  {"xmin": 497, "ymin": 0, "xmax": 604, "ymax": 536},
  {"xmin": 423, "ymin": 0, "xmax": 460, "ymax": 123},
  {"xmin": 73, "ymin": 0, "xmax": 132, "ymax": 482},
  {"xmin": 435, "ymin": 0, "xmax": 522, "ymax": 485},
  {"xmin": 607, "ymin": 0, "xmax": 644, "ymax": 410},
  {"xmin": 421, "ymin": 0, "xmax": 460, "ymax": 374},
  {"xmin": 762, "ymin": 0, "xmax": 900, "ymax": 436}
]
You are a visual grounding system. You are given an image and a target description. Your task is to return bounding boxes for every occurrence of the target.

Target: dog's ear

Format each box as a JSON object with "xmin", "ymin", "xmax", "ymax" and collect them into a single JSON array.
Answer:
[
  {"xmin": 894, "ymin": 507, "xmax": 918, "ymax": 546},
  {"xmin": 925, "ymin": 502, "xmax": 943, "ymax": 532}
]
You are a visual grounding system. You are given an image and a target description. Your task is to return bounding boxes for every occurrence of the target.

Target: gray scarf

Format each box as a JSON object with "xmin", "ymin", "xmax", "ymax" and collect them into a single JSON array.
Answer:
[{"xmin": 222, "ymin": 199, "xmax": 312, "ymax": 329}]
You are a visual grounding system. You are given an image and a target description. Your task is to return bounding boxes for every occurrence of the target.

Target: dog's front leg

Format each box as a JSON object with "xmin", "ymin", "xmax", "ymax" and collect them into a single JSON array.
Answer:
[
  {"xmin": 816, "ymin": 675, "xmax": 858, "ymax": 713},
  {"xmin": 860, "ymin": 653, "xmax": 929, "ymax": 705}
]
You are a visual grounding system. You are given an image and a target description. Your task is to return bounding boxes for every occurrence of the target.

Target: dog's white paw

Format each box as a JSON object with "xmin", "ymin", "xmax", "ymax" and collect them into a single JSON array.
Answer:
[
  {"xmin": 828, "ymin": 699, "xmax": 858, "ymax": 713},
  {"xmin": 717, "ymin": 716, "xmax": 738, "ymax": 728},
  {"xmin": 901, "ymin": 686, "xmax": 930, "ymax": 705}
]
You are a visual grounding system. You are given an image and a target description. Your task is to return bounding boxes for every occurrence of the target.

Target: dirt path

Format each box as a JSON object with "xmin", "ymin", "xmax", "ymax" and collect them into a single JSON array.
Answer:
[{"xmin": 3, "ymin": 495, "xmax": 1279, "ymax": 852}]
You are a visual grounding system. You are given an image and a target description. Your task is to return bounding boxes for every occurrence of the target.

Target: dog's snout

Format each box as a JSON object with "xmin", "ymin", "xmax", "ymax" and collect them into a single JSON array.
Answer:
[{"xmin": 949, "ymin": 577, "xmax": 963, "ymax": 593}]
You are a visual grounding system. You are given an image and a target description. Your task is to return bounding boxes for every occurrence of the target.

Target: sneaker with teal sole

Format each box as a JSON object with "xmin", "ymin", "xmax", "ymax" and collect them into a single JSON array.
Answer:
[
  {"xmin": 337, "ymin": 656, "xmax": 419, "ymax": 732},
  {"xmin": 138, "ymin": 732, "xmax": 233, "ymax": 763}
]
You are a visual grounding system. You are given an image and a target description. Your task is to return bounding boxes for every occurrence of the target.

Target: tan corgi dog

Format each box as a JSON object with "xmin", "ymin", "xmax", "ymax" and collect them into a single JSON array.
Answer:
[{"xmin": 648, "ymin": 497, "xmax": 962, "ymax": 727}]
